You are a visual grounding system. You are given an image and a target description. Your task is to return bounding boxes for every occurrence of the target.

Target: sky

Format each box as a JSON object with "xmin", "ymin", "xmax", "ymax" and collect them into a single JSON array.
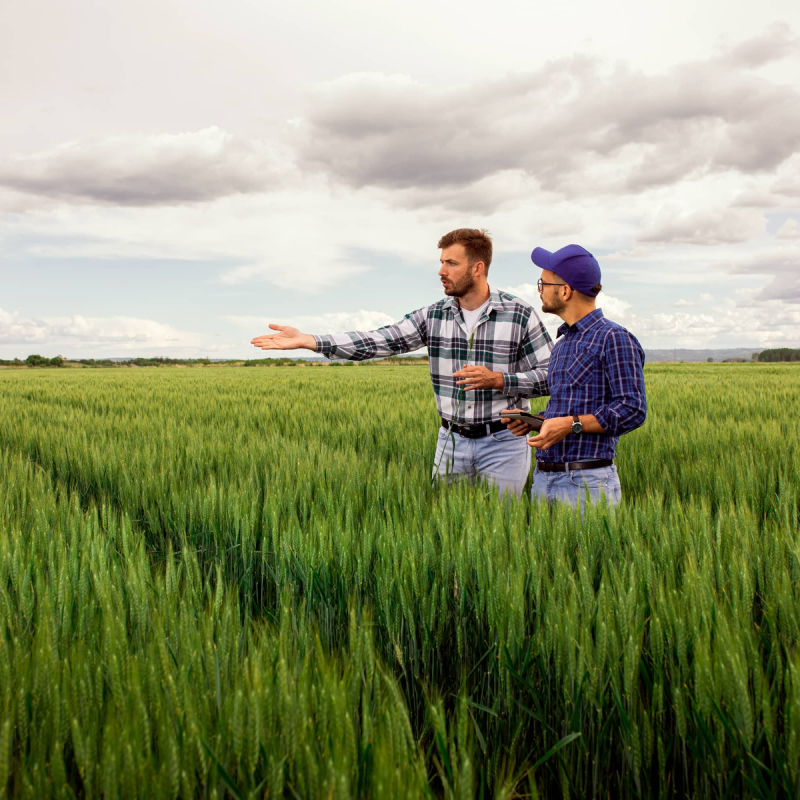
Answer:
[{"xmin": 1, "ymin": 0, "xmax": 799, "ymax": 358}]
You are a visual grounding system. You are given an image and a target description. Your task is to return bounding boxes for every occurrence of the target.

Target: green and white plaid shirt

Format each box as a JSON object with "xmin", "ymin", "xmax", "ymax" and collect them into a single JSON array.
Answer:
[{"xmin": 314, "ymin": 288, "xmax": 553, "ymax": 425}]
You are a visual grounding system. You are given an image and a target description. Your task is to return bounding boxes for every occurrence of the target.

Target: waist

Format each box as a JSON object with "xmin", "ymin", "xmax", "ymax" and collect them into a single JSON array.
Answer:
[
  {"xmin": 536, "ymin": 459, "xmax": 614, "ymax": 473},
  {"xmin": 441, "ymin": 418, "xmax": 506, "ymax": 439}
]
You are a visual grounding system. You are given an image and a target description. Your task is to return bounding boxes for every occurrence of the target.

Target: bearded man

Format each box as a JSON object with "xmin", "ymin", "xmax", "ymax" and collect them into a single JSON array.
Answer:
[
  {"xmin": 503, "ymin": 244, "xmax": 647, "ymax": 512},
  {"xmin": 251, "ymin": 228, "xmax": 552, "ymax": 498}
]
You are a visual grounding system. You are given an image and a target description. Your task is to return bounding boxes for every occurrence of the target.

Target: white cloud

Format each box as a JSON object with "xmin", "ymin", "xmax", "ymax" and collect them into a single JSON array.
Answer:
[
  {"xmin": 597, "ymin": 294, "xmax": 632, "ymax": 321},
  {"xmin": 639, "ymin": 206, "xmax": 766, "ymax": 245},
  {"xmin": 613, "ymin": 297, "xmax": 800, "ymax": 348},
  {"xmin": 501, "ymin": 283, "xmax": 540, "ymax": 307},
  {"xmin": 776, "ymin": 218, "xmax": 800, "ymax": 239},
  {"xmin": 727, "ymin": 247, "xmax": 800, "ymax": 301},
  {"xmin": 0, "ymin": 128, "xmax": 289, "ymax": 206},
  {"xmin": 0, "ymin": 307, "xmax": 197, "ymax": 351},
  {"xmin": 295, "ymin": 27, "xmax": 800, "ymax": 210},
  {"xmin": 223, "ymin": 310, "xmax": 396, "ymax": 334}
]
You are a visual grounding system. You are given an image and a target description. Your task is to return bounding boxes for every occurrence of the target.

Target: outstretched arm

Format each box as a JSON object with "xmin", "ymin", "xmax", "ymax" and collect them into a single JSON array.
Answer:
[
  {"xmin": 251, "ymin": 309, "xmax": 428, "ymax": 361},
  {"xmin": 251, "ymin": 325, "xmax": 317, "ymax": 351}
]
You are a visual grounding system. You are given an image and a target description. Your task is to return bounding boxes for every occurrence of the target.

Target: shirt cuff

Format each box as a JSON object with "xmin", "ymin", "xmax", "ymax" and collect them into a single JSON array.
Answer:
[
  {"xmin": 593, "ymin": 405, "xmax": 613, "ymax": 434},
  {"xmin": 502, "ymin": 372, "xmax": 519, "ymax": 394},
  {"xmin": 313, "ymin": 335, "xmax": 332, "ymax": 357}
]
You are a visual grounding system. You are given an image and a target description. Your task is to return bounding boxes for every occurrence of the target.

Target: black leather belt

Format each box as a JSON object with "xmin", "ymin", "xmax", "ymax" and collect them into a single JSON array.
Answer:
[
  {"xmin": 536, "ymin": 459, "xmax": 613, "ymax": 473},
  {"xmin": 441, "ymin": 418, "xmax": 506, "ymax": 439}
]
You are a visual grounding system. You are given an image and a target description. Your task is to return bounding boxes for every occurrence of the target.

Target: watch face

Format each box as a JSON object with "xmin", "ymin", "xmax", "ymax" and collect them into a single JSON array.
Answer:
[{"xmin": 572, "ymin": 421, "xmax": 582, "ymax": 433}]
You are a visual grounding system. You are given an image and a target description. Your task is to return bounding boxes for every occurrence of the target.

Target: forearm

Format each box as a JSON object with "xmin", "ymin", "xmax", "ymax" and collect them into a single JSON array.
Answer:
[
  {"xmin": 288, "ymin": 334, "xmax": 318, "ymax": 351},
  {"xmin": 577, "ymin": 414, "xmax": 605, "ymax": 433},
  {"xmin": 314, "ymin": 333, "xmax": 416, "ymax": 361}
]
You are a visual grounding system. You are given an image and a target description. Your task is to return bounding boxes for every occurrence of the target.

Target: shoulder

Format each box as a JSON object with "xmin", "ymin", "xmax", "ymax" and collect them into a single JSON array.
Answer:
[
  {"xmin": 493, "ymin": 288, "xmax": 532, "ymax": 309},
  {"xmin": 491, "ymin": 288, "xmax": 538, "ymax": 322},
  {"xmin": 594, "ymin": 316, "xmax": 645, "ymax": 360},
  {"xmin": 419, "ymin": 299, "xmax": 452, "ymax": 321}
]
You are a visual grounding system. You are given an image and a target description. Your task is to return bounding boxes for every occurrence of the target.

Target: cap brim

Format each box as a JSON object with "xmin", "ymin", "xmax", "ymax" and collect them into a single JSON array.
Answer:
[{"xmin": 531, "ymin": 247, "xmax": 552, "ymax": 269}]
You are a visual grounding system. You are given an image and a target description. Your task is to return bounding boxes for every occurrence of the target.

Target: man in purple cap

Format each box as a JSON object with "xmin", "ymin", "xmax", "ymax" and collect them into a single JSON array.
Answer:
[{"xmin": 503, "ymin": 244, "xmax": 646, "ymax": 512}]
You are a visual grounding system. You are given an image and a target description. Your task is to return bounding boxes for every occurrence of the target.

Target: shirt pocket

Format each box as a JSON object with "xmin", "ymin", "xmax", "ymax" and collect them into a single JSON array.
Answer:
[{"xmin": 565, "ymin": 352, "xmax": 597, "ymax": 386}]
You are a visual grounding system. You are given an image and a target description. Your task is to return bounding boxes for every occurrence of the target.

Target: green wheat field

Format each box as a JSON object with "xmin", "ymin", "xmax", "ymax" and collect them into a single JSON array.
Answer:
[{"xmin": 0, "ymin": 363, "xmax": 799, "ymax": 799}]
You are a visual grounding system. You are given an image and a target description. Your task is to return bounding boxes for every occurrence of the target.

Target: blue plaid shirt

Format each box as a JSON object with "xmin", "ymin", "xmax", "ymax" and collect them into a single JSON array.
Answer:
[{"xmin": 538, "ymin": 309, "xmax": 646, "ymax": 463}]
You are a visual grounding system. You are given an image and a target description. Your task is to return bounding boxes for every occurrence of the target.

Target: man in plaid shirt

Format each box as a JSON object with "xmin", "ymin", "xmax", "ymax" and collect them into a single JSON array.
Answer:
[
  {"xmin": 251, "ymin": 229, "xmax": 552, "ymax": 498},
  {"xmin": 505, "ymin": 244, "xmax": 647, "ymax": 513}
]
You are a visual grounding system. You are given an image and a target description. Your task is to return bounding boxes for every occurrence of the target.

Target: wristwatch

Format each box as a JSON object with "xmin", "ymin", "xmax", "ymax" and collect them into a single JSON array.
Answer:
[{"xmin": 571, "ymin": 415, "xmax": 583, "ymax": 434}]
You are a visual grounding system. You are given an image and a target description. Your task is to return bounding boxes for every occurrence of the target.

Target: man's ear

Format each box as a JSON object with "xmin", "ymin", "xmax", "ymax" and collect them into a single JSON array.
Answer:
[{"xmin": 473, "ymin": 260, "xmax": 486, "ymax": 278}]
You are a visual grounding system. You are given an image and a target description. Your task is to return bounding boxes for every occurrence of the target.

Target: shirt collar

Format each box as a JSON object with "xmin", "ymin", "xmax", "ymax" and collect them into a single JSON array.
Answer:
[
  {"xmin": 556, "ymin": 307, "xmax": 604, "ymax": 338},
  {"xmin": 443, "ymin": 286, "xmax": 502, "ymax": 315}
]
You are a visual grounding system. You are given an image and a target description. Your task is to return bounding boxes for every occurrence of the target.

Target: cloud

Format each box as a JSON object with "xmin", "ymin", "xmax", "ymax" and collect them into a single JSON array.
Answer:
[
  {"xmin": 776, "ymin": 219, "xmax": 800, "ymax": 239},
  {"xmin": 606, "ymin": 295, "xmax": 800, "ymax": 348},
  {"xmin": 222, "ymin": 310, "xmax": 397, "ymax": 334},
  {"xmin": 294, "ymin": 27, "xmax": 800, "ymax": 209},
  {"xmin": 0, "ymin": 307, "xmax": 197, "ymax": 350},
  {"xmin": 638, "ymin": 207, "xmax": 766, "ymax": 245},
  {"xmin": 720, "ymin": 22, "xmax": 800, "ymax": 68},
  {"xmin": 0, "ymin": 127, "xmax": 288, "ymax": 206},
  {"xmin": 727, "ymin": 249, "xmax": 800, "ymax": 302}
]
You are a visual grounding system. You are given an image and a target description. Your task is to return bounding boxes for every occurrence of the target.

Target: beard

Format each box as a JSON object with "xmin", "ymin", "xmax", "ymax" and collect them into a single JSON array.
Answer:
[
  {"xmin": 541, "ymin": 293, "xmax": 567, "ymax": 314},
  {"xmin": 443, "ymin": 266, "xmax": 476, "ymax": 297}
]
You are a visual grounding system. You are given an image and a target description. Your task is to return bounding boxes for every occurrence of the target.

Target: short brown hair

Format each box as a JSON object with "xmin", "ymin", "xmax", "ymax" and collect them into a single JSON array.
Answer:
[{"xmin": 438, "ymin": 228, "xmax": 493, "ymax": 273}]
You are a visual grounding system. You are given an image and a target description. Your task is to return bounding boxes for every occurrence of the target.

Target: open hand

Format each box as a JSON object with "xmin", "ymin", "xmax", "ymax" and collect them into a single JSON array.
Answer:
[
  {"xmin": 527, "ymin": 416, "xmax": 573, "ymax": 450},
  {"xmin": 453, "ymin": 365, "xmax": 503, "ymax": 391},
  {"xmin": 250, "ymin": 325, "xmax": 316, "ymax": 351}
]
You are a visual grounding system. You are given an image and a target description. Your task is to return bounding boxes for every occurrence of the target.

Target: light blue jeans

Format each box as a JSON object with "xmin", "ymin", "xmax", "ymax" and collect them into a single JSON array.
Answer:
[
  {"xmin": 432, "ymin": 426, "xmax": 531, "ymax": 499},
  {"xmin": 532, "ymin": 463, "xmax": 621, "ymax": 515}
]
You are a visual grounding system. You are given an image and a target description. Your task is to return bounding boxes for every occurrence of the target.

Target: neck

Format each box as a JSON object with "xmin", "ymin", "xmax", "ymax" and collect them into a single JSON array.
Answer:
[
  {"xmin": 557, "ymin": 302, "xmax": 596, "ymax": 327},
  {"xmin": 458, "ymin": 281, "xmax": 490, "ymax": 311}
]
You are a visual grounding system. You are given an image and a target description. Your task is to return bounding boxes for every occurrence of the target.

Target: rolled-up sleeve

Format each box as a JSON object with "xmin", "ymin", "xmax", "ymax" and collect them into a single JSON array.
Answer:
[
  {"xmin": 314, "ymin": 308, "xmax": 428, "ymax": 361},
  {"xmin": 593, "ymin": 329, "xmax": 647, "ymax": 435},
  {"xmin": 501, "ymin": 311, "xmax": 552, "ymax": 398}
]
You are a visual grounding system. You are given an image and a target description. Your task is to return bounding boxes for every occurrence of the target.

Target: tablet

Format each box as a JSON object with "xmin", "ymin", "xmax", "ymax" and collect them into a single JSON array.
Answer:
[{"xmin": 500, "ymin": 412, "xmax": 545, "ymax": 431}]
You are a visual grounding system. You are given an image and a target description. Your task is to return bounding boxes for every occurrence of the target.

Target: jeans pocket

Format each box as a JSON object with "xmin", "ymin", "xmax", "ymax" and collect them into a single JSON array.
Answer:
[
  {"xmin": 490, "ymin": 429, "xmax": 518, "ymax": 442},
  {"xmin": 568, "ymin": 467, "xmax": 610, "ymax": 489}
]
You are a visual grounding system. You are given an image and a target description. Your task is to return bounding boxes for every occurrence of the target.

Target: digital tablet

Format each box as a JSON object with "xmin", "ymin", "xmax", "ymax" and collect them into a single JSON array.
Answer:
[{"xmin": 500, "ymin": 411, "xmax": 545, "ymax": 431}]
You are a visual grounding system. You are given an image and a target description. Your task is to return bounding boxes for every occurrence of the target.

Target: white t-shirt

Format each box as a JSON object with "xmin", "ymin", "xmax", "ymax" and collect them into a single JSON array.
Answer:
[{"xmin": 460, "ymin": 298, "xmax": 491, "ymax": 335}]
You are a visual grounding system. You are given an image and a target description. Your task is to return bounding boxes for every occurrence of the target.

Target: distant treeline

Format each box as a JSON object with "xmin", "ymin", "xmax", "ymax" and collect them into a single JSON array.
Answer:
[
  {"xmin": 82, "ymin": 357, "xmax": 214, "ymax": 367},
  {"xmin": 0, "ymin": 355, "xmax": 65, "ymax": 367},
  {"xmin": 243, "ymin": 355, "xmax": 429, "ymax": 367},
  {"xmin": 757, "ymin": 349, "xmax": 800, "ymax": 362},
  {"xmin": 2, "ymin": 354, "xmax": 430, "ymax": 369}
]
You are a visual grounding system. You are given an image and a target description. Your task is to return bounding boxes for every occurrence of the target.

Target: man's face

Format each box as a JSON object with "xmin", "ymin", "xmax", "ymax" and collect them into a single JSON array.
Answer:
[
  {"xmin": 439, "ymin": 244, "xmax": 477, "ymax": 297},
  {"xmin": 539, "ymin": 269, "xmax": 568, "ymax": 314}
]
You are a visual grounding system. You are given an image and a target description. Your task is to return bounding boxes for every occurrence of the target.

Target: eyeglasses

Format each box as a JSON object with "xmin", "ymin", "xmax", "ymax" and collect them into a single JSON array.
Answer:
[{"xmin": 537, "ymin": 278, "xmax": 567, "ymax": 293}]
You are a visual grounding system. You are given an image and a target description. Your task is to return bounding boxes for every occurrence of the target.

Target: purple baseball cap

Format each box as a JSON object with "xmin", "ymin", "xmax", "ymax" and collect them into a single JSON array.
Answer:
[{"xmin": 531, "ymin": 244, "xmax": 601, "ymax": 297}]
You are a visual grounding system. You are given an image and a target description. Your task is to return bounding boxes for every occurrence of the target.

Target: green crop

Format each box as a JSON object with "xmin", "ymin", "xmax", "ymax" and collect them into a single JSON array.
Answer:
[{"xmin": 0, "ymin": 362, "xmax": 799, "ymax": 798}]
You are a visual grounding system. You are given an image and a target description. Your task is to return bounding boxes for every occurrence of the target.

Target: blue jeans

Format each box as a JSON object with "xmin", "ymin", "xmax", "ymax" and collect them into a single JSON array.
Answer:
[
  {"xmin": 532, "ymin": 462, "xmax": 621, "ymax": 514},
  {"xmin": 432, "ymin": 426, "xmax": 531, "ymax": 499}
]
